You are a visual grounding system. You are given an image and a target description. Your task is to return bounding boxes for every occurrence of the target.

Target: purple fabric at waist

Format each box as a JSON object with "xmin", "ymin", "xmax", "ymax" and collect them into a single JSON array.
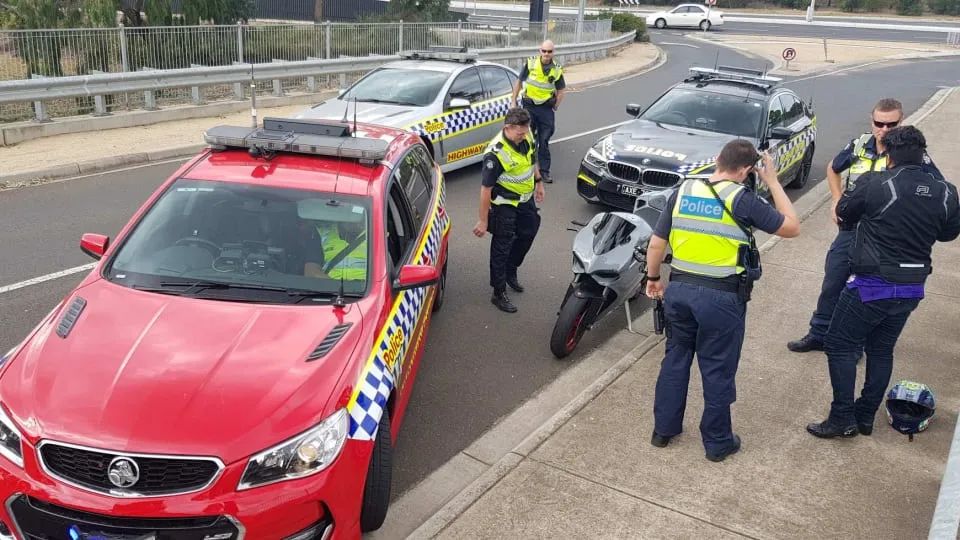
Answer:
[{"xmin": 846, "ymin": 275, "xmax": 924, "ymax": 302}]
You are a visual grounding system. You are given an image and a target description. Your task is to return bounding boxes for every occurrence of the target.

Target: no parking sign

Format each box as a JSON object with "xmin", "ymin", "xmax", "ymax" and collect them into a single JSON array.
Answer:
[{"xmin": 782, "ymin": 47, "xmax": 797, "ymax": 61}]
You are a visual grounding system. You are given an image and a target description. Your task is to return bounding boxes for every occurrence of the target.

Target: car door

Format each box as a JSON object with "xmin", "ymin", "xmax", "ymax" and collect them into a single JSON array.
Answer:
[
  {"xmin": 667, "ymin": 6, "xmax": 688, "ymax": 26},
  {"xmin": 685, "ymin": 6, "xmax": 707, "ymax": 26},
  {"xmin": 436, "ymin": 67, "xmax": 488, "ymax": 169},
  {"xmin": 769, "ymin": 92, "xmax": 812, "ymax": 181}
]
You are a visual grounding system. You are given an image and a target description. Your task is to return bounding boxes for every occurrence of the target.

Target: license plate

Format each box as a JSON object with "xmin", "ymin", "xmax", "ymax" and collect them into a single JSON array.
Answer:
[
  {"xmin": 618, "ymin": 184, "xmax": 642, "ymax": 197},
  {"xmin": 68, "ymin": 526, "xmax": 157, "ymax": 540}
]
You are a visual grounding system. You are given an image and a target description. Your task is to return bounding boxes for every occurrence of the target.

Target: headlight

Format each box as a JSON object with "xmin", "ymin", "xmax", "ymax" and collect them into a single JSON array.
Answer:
[
  {"xmin": 584, "ymin": 137, "xmax": 609, "ymax": 170},
  {"xmin": 238, "ymin": 408, "xmax": 348, "ymax": 490},
  {"xmin": 0, "ymin": 405, "xmax": 24, "ymax": 468}
]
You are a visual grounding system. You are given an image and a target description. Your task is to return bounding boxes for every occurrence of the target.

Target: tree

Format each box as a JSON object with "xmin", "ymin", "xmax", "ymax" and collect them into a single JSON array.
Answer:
[
  {"xmin": 896, "ymin": 0, "xmax": 923, "ymax": 13},
  {"xmin": 388, "ymin": 0, "xmax": 451, "ymax": 22},
  {"xmin": 179, "ymin": 0, "xmax": 251, "ymax": 24},
  {"xmin": 929, "ymin": 0, "xmax": 960, "ymax": 14}
]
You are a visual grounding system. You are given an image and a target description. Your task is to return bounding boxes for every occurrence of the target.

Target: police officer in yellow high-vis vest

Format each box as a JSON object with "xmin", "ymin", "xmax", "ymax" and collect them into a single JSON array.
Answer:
[
  {"xmin": 315, "ymin": 220, "xmax": 367, "ymax": 281},
  {"xmin": 473, "ymin": 108, "xmax": 545, "ymax": 313},
  {"xmin": 511, "ymin": 39, "xmax": 565, "ymax": 184},
  {"xmin": 644, "ymin": 140, "xmax": 800, "ymax": 462},
  {"xmin": 787, "ymin": 98, "xmax": 943, "ymax": 353}
]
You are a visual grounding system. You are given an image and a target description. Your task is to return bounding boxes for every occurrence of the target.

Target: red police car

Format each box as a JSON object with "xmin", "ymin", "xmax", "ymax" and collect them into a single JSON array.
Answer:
[{"xmin": 0, "ymin": 117, "xmax": 450, "ymax": 539}]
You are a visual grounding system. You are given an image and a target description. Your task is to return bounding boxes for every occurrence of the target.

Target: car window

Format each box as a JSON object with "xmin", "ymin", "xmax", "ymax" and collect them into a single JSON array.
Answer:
[
  {"xmin": 387, "ymin": 183, "xmax": 417, "ymax": 269},
  {"xmin": 105, "ymin": 179, "xmax": 372, "ymax": 299},
  {"xmin": 670, "ymin": 6, "xmax": 687, "ymax": 12},
  {"xmin": 341, "ymin": 67, "xmax": 449, "ymax": 107},
  {"xmin": 479, "ymin": 66, "xmax": 514, "ymax": 99},
  {"xmin": 767, "ymin": 95, "xmax": 786, "ymax": 128},
  {"xmin": 395, "ymin": 146, "xmax": 435, "ymax": 231},
  {"xmin": 640, "ymin": 88, "xmax": 764, "ymax": 137},
  {"xmin": 504, "ymin": 68, "xmax": 519, "ymax": 91},
  {"xmin": 448, "ymin": 68, "xmax": 485, "ymax": 104},
  {"xmin": 688, "ymin": 6, "xmax": 705, "ymax": 13},
  {"xmin": 778, "ymin": 93, "xmax": 805, "ymax": 126}
]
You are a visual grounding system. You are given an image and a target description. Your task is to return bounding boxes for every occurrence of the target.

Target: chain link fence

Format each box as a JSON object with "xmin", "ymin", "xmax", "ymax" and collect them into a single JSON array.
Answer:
[{"xmin": 0, "ymin": 19, "xmax": 613, "ymax": 123}]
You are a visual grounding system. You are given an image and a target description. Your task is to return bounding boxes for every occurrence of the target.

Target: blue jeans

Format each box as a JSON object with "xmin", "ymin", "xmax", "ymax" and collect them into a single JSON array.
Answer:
[
  {"xmin": 825, "ymin": 287, "xmax": 920, "ymax": 426},
  {"xmin": 654, "ymin": 281, "xmax": 746, "ymax": 455},
  {"xmin": 809, "ymin": 229, "xmax": 856, "ymax": 341}
]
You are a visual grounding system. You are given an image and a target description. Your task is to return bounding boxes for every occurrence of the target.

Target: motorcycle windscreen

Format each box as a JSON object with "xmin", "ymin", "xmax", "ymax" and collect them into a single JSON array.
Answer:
[{"xmin": 591, "ymin": 213, "xmax": 645, "ymax": 256}]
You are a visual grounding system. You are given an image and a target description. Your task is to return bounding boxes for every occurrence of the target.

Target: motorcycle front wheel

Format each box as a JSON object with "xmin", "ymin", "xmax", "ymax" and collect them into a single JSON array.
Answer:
[{"xmin": 550, "ymin": 295, "xmax": 596, "ymax": 359}]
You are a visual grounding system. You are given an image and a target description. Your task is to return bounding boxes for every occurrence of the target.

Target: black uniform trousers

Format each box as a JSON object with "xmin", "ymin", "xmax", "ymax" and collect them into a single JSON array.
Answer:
[
  {"xmin": 654, "ymin": 281, "xmax": 746, "ymax": 456},
  {"xmin": 488, "ymin": 199, "xmax": 541, "ymax": 294},
  {"xmin": 522, "ymin": 100, "xmax": 555, "ymax": 176}
]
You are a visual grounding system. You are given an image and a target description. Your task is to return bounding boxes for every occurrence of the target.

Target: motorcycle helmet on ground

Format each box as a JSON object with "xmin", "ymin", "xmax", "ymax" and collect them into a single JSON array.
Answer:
[{"xmin": 885, "ymin": 380, "xmax": 936, "ymax": 441}]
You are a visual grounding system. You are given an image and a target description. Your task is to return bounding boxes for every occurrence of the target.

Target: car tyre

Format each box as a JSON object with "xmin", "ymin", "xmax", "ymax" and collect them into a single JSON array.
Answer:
[
  {"xmin": 699, "ymin": 20, "xmax": 712, "ymax": 31},
  {"xmin": 655, "ymin": 18, "xmax": 667, "ymax": 29},
  {"xmin": 360, "ymin": 409, "xmax": 393, "ymax": 533},
  {"xmin": 432, "ymin": 261, "xmax": 447, "ymax": 313},
  {"xmin": 787, "ymin": 144, "xmax": 815, "ymax": 189}
]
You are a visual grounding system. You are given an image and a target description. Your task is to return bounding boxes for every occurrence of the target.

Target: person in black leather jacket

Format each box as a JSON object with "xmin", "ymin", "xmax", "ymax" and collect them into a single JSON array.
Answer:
[{"xmin": 807, "ymin": 125, "xmax": 960, "ymax": 439}]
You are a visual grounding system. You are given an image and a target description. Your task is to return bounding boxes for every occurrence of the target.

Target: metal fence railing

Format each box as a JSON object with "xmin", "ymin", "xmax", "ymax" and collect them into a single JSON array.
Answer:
[{"xmin": 0, "ymin": 19, "xmax": 613, "ymax": 123}]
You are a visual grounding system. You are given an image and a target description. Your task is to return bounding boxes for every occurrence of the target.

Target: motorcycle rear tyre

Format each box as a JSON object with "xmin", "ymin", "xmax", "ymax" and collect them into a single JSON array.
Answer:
[{"xmin": 550, "ymin": 295, "xmax": 595, "ymax": 359}]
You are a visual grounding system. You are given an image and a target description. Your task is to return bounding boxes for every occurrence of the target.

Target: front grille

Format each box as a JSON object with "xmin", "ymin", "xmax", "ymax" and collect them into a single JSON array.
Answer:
[
  {"xmin": 642, "ymin": 170, "xmax": 682, "ymax": 188},
  {"xmin": 7, "ymin": 495, "xmax": 242, "ymax": 540},
  {"xmin": 607, "ymin": 161, "xmax": 641, "ymax": 182},
  {"xmin": 39, "ymin": 443, "xmax": 221, "ymax": 497}
]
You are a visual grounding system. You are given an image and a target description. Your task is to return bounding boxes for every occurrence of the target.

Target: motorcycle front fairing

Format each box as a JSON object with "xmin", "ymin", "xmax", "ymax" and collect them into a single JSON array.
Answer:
[{"xmin": 571, "ymin": 212, "xmax": 652, "ymax": 307}]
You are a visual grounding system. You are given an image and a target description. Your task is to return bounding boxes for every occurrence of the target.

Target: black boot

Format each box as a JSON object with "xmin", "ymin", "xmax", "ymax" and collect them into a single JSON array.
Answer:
[
  {"xmin": 787, "ymin": 334, "xmax": 824, "ymax": 353},
  {"xmin": 806, "ymin": 419, "xmax": 858, "ymax": 439},
  {"xmin": 506, "ymin": 274, "xmax": 525, "ymax": 293},
  {"xmin": 491, "ymin": 291, "xmax": 517, "ymax": 313},
  {"xmin": 542, "ymin": 172, "xmax": 553, "ymax": 184}
]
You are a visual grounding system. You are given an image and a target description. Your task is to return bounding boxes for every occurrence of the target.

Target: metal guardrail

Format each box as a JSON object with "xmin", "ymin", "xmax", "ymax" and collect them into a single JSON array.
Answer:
[
  {"xmin": 0, "ymin": 19, "xmax": 612, "ymax": 122},
  {"xmin": 0, "ymin": 29, "xmax": 632, "ymax": 123}
]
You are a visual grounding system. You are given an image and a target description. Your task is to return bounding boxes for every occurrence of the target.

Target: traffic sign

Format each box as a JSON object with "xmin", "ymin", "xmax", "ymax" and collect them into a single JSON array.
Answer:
[
  {"xmin": 705, "ymin": 0, "xmax": 717, "ymax": 5},
  {"xmin": 782, "ymin": 47, "xmax": 797, "ymax": 61}
]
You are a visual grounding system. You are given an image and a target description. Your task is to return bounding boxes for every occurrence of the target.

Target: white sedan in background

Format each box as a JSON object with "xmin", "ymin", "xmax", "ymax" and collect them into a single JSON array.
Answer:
[{"xmin": 646, "ymin": 4, "xmax": 724, "ymax": 31}]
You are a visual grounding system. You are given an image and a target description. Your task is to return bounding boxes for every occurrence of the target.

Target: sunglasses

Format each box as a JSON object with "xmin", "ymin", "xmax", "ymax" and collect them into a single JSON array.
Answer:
[
  {"xmin": 873, "ymin": 120, "xmax": 900, "ymax": 128},
  {"xmin": 540, "ymin": 49, "xmax": 554, "ymax": 53}
]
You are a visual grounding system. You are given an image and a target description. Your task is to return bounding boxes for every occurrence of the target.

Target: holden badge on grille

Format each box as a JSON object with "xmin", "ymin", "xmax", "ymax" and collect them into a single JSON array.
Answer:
[{"xmin": 107, "ymin": 456, "xmax": 140, "ymax": 488}]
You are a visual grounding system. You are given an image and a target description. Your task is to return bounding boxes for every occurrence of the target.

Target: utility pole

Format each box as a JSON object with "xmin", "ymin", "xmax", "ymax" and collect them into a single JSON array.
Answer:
[
  {"xmin": 576, "ymin": 0, "xmax": 586, "ymax": 42},
  {"xmin": 314, "ymin": 0, "xmax": 324, "ymax": 23},
  {"xmin": 806, "ymin": 0, "xmax": 816, "ymax": 22}
]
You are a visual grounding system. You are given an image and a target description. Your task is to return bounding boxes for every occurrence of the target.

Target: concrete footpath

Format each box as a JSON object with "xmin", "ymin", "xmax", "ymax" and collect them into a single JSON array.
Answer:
[
  {"xmin": 0, "ymin": 42, "xmax": 662, "ymax": 189},
  {"xmin": 408, "ymin": 88, "xmax": 960, "ymax": 539}
]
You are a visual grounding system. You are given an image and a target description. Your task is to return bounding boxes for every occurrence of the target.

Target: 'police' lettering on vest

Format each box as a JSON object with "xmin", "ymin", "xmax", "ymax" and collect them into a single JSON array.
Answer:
[{"xmin": 678, "ymin": 196, "xmax": 723, "ymax": 219}]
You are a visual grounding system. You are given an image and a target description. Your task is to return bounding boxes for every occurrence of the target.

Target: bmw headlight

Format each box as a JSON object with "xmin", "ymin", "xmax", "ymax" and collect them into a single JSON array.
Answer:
[
  {"xmin": 584, "ymin": 137, "xmax": 609, "ymax": 170},
  {"xmin": 0, "ymin": 405, "xmax": 24, "ymax": 468},
  {"xmin": 238, "ymin": 408, "xmax": 348, "ymax": 490}
]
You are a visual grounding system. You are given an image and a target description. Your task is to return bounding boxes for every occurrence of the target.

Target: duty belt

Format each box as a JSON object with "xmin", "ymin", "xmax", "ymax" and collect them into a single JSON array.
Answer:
[{"xmin": 669, "ymin": 271, "xmax": 740, "ymax": 293}]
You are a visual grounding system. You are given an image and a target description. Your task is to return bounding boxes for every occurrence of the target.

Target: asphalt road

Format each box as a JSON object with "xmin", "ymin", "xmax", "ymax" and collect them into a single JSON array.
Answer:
[
  {"xmin": 2, "ymin": 32, "xmax": 959, "ymax": 500},
  {"xmin": 466, "ymin": 7, "xmax": 960, "ymax": 42}
]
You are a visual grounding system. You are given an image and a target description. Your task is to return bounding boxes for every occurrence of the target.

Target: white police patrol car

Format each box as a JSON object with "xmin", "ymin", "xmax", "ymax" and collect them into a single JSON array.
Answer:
[
  {"xmin": 297, "ymin": 47, "xmax": 519, "ymax": 173},
  {"xmin": 577, "ymin": 66, "xmax": 818, "ymax": 211}
]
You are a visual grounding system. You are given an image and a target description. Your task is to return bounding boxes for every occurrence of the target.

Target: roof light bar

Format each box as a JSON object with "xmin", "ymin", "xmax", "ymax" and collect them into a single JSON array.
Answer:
[
  {"xmin": 203, "ymin": 118, "xmax": 389, "ymax": 161},
  {"xmin": 399, "ymin": 47, "xmax": 477, "ymax": 63},
  {"xmin": 688, "ymin": 66, "xmax": 782, "ymax": 85}
]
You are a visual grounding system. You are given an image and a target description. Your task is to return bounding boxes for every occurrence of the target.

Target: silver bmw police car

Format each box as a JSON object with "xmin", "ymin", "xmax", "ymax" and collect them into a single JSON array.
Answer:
[{"xmin": 296, "ymin": 49, "xmax": 519, "ymax": 173}]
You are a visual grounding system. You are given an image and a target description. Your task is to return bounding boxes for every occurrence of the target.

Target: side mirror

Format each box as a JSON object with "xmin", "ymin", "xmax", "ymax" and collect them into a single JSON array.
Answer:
[
  {"xmin": 80, "ymin": 233, "xmax": 109, "ymax": 260},
  {"xmin": 769, "ymin": 126, "xmax": 794, "ymax": 140},
  {"xmin": 626, "ymin": 103, "xmax": 641, "ymax": 117},
  {"xmin": 448, "ymin": 97, "xmax": 471, "ymax": 110},
  {"xmin": 393, "ymin": 264, "xmax": 440, "ymax": 291}
]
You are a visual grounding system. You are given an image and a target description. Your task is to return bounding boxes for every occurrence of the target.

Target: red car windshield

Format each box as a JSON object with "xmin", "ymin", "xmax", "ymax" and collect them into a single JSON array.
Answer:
[{"xmin": 104, "ymin": 179, "xmax": 372, "ymax": 303}]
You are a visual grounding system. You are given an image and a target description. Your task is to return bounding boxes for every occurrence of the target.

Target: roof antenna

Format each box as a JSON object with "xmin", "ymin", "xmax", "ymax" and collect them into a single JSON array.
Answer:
[
  {"xmin": 352, "ymin": 96, "xmax": 358, "ymax": 137},
  {"xmin": 250, "ymin": 65, "xmax": 258, "ymax": 129},
  {"xmin": 713, "ymin": 49, "xmax": 720, "ymax": 71},
  {"xmin": 333, "ymin": 273, "xmax": 346, "ymax": 308}
]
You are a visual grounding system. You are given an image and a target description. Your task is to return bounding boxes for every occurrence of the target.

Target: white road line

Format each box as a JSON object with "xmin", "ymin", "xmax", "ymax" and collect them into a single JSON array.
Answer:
[
  {"xmin": 0, "ymin": 263, "xmax": 96, "ymax": 295},
  {"xmin": 553, "ymin": 121, "xmax": 631, "ymax": 144},
  {"xmin": 659, "ymin": 42, "xmax": 700, "ymax": 48}
]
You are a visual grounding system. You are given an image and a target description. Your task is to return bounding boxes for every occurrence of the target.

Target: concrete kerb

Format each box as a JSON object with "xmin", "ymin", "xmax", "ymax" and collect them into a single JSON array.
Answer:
[
  {"xmin": 0, "ymin": 44, "xmax": 664, "ymax": 192},
  {"xmin": 404, "ymin": 84, "xmax": 960, "ymax": 540}
]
